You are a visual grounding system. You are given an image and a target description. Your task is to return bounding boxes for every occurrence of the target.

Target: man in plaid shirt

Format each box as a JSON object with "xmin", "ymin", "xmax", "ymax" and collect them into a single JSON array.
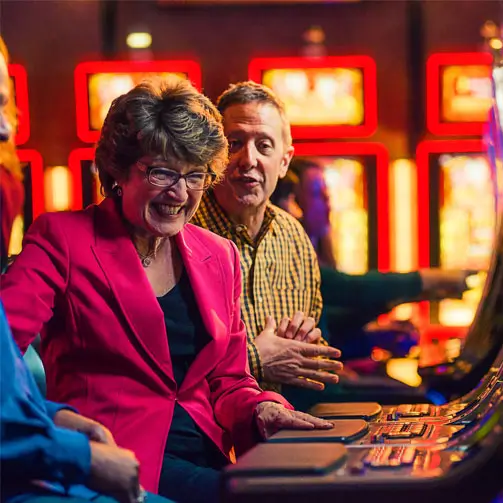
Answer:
[{"xmin": 192, "ymin": 81, "xmax": 343, "ymax": 396}]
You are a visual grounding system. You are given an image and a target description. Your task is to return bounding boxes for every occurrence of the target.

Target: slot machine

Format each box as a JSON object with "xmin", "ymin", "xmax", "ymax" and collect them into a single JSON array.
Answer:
[
  {"xmin": 248, "ymin": 56, "xmax": 383, "ymax": 272},
  {"xmin": 8, "ymin": 150, "xmax": 44, "ymax": 256},
  {"xmin": 74, "ymin": 60, "xmax": 202, "ymax": 144},
  {"xmin": 426, "ymin": 52, "xmax": 493, "ymax": 137},
  {"xmin": 8, "ymin": 63, "xmax": 30, "ymax": 146},
  {"xmin": 248, "ymin": 56, "xmax": 377, "ymax": 140},
  {"xmin": 415, "ymin": 52, "xmax": 495, "ymax": 348},
  {"xmin": 416, "ymin": 140, "xmax": 493, "ymax": 339},
  {"xmin": 222, "ymin": 68, "xmax": 503, "ymax": 503},
  {"xmin": 293, "ymin": 141, "xmax": 389, "ymax": 273}
]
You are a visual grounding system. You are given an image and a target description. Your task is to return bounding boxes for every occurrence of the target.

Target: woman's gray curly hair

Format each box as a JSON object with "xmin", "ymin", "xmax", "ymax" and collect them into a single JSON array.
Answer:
[{"xmin": 95, "ymin": 75, "xmax": 228, "ymax": 197}]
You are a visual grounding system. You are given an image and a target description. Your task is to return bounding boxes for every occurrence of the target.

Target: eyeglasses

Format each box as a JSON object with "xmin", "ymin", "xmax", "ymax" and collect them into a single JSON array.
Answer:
[{"xmin": 138, "ymin": 163, "xmax": 216, "ymax": 191}]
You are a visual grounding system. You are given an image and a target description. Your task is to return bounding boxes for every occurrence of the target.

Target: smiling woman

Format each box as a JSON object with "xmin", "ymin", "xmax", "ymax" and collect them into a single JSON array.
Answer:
[{"xmin": 2, "ymin": 75, "xmax": 332, "ymax": 503}]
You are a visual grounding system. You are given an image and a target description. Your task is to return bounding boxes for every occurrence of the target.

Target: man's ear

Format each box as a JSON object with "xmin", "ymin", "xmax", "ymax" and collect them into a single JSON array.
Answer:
[{"xmin": 279, "ymin": 145, "xmax": 295, "ymax": 178}]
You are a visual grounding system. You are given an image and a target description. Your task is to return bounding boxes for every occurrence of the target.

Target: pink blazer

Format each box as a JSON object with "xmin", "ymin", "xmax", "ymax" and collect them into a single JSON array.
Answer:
[{"xmin": 1, "ymin": 198, "xmax": 290, "ymax": 492}]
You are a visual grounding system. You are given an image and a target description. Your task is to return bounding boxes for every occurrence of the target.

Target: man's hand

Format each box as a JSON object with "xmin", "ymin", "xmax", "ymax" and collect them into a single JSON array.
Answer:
[
  {"xmin": 419, "ymin": 269, "xmax": 471, "ymax": 300},
  {"xmin": 255, "ymin": 401, "xmax": 333, "ymax": 439},
  {"xmin": 255, "ymin": 317, "xmax": 343, "ymax": 390},
  {"xmin": 87, "ymin": 441, "xmax": 141, "ymax": 503},
  {"xmin": 277, "ymin": 311, "xmax": 321, "ymax": 343},
  {"xmin": 54, "ymin": 409, "xmax": 116, "ymax": 446}
]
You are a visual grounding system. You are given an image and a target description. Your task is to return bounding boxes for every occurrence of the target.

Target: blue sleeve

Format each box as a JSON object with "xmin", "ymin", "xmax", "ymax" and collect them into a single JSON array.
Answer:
[
  {"xmin": 45, "ymin": 401, "xmax": 78, "ymax": 421},
  {"xmin": 0, "ymin": 302, "xmax": 91, "ymax": 485}
]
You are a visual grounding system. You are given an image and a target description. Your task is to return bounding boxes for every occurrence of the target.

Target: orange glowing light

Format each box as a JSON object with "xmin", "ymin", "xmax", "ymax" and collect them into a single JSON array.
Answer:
[
  {"xmin": 249, "ymin": 56, "xmax": 377, "ymax": 139},
  {"xmin": 75, "ymin": 61, "xmax": 202, "ymax": 143},
  {"xmin": 262, "ymin": 67, "xmax": 364, "ymax": 127},
  {"xmin": 322, "ymin": 158, "xmax": 368, "ymax": 273},
  {"xmin": 44, "ymin": 166, "xmax": 72, "ymax": 212},
  {"xmin": 438, "ymin": 153, "xmax": 495, "ymax": 326},
  {"xmin": 9, "ymin": 150, "xmax": 45, "ymax": 251},
  {"xmin": 442, "ymin": 65, "xmax": 492, "ymax": 123},
  {"xmin": 427, "ymin": 52, "xmax": 493, "ymax": 136}
]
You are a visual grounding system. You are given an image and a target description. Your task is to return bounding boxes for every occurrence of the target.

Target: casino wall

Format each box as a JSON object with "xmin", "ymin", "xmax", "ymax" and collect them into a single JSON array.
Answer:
[{"xmin": 0, "ymin": 0, "xmax": 499, "ymax": 165}]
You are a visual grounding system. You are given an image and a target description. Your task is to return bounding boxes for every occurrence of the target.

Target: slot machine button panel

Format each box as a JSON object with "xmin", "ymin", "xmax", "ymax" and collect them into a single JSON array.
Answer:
[{"xmin": 363, "ymin": 446, "xmax": 418, "ymax": 468}]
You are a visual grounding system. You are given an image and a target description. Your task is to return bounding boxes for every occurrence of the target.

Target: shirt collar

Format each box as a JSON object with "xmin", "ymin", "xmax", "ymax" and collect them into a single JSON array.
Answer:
[{"xmin": 205, "ymin": 191, "xmax": 278, "ymax": 246}]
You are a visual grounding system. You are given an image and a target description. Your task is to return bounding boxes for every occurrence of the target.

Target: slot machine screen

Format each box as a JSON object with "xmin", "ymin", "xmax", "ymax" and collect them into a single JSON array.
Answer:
[
  {"xmin": 8, "ymin": 64, "xmax": 30, "ymax": 145},
  {"xmin": 418, "ymin": 141, "xmax": 495, "ymax": 327},
  {"xmin": 75, "ymin": 61, "xmax": 202, "ymax": 143},
  {"xmin": 441, "ymin": 65, "xmax": 492, "ymax": 123},
  {"xmin": 249, "ymin": 56, "xmax": 377, "ymax": 139},
  {"xmin": 9, "ymin": 150, "xmax": 44, "ymax": 255},
  {"xmin": 294, "ymin": 142, "xmax": 389, "ymax": 273},
  {"xmin": 427, "ymin": 52, "xmax": 493, "ymax": 136},
  {"xmin": 262, "ymin": 67, "xmax": 364, "ymax": 126}
]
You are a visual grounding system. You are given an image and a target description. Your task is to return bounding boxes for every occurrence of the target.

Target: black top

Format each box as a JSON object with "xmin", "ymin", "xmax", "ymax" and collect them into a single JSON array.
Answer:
[{"xmin": 158, "ymin": 270, "xmax": 227, "ymax": 469}]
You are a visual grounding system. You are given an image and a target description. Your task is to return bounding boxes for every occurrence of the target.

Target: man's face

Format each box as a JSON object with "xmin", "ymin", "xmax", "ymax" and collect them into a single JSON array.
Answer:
[
  {"xmin": 214, "ymin": 102, "xmax": 294, "ymax": 211},
  {"xmin": 298, "ymin": 167, "xmax": 331, "ymax": 236},
  {"xmin": 0, "ymin": 53, "xmax": 11, "ymax": 142}
]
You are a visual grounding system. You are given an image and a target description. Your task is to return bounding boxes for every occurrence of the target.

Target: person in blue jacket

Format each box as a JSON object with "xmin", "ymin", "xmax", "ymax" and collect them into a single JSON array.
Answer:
[{"xmin": 0, "ymin": 300, "xmax": 174, "ymax": 503}]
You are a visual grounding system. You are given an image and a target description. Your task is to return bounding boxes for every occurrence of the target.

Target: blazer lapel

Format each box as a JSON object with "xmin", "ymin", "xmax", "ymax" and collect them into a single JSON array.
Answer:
[
  {"xmin": 91, "ymin": 199, "xmax": 174, "ymax": 385},
  {"xmin": 176, "ymin": 226, "xmax": 228, "ymax": 394}
]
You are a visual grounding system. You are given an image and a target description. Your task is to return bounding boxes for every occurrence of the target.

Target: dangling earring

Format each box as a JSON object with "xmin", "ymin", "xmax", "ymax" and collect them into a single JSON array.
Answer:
[{"xmin": 112, "ymin": 181, "xmax": 123, "ymax": 197}]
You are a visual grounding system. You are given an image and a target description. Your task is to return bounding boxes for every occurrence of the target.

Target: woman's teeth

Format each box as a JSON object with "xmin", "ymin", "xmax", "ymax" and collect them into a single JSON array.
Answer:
[{"xmin": 155, "ymin": 204, "xmax": 183, "ymax": 215}]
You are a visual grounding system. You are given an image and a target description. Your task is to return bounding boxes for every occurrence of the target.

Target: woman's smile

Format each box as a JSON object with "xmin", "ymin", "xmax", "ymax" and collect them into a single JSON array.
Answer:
[{"xmin": 151, "ymin": 202, "xmax": 185, "ymax": 217}]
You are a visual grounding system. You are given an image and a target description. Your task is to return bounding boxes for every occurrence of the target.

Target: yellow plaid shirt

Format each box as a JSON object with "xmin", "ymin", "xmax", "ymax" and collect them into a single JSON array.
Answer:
[{"xmin": 192, "ymin": 190, "xmax": 323, "ymax": 391}]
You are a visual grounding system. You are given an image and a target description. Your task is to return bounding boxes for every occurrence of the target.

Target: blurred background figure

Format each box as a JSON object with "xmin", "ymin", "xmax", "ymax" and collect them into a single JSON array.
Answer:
[
  {"xmin": 272, "ymin": 157, "xmax": 471, "ymax": 360},
  {"xmin": 0, "ymin": 36, "xmax": 24, "ymax": 271}
]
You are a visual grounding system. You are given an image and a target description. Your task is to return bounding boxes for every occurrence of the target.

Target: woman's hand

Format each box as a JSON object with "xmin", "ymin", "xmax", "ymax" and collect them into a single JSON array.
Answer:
[
  {"xmin": 255, "ymin": 401, "xmax": 333, "ymax": 439},
  {"xmin": 54, "ymin": 409, "xmax": 117, "ymax": 445}
]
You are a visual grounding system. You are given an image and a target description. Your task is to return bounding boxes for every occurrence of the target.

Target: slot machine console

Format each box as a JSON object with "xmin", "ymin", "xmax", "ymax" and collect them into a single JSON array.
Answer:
[{"xmin": 223, "ymin": 382, "xmax": 503, "ymax": 503}]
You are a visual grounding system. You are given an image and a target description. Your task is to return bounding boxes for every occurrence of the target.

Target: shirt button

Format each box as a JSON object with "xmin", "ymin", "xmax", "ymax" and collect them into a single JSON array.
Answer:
[{"xmin": 257, "ymin": 296, "xmax": 263, "ymax": 303}]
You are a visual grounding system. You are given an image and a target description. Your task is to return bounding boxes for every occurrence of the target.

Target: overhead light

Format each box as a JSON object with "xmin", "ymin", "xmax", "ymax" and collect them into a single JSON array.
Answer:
[{"xmin": 126, "ymin": 32, "xmax": 152, "ymax": 49}]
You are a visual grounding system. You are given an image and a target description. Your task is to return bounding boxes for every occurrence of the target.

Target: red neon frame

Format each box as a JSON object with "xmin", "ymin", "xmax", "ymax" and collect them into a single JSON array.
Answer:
[
  {"xmin": 249, "ymin": 56, "xmax": 378, "ymax": 139},
  {"xmin": 68, "ymin": 147, "xmax": 95, "ymax": 210},
  {"xmin": 293, "ymin": 142, "xmax": 389, "ymax": 271},
  {"xmin": 8, "ymin": 64, "xmax": 30, "ymax": 145},
  {"xmin": 17, "ymin": 149, "xmax": 44, "ymax": 219},
  {"xmin": 75, "ymin": 60, "xmax": 202, "ymax": 144},
  {"xmin": 426, "ymin": 52, "xmax": 493, "ymax": 137}
]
